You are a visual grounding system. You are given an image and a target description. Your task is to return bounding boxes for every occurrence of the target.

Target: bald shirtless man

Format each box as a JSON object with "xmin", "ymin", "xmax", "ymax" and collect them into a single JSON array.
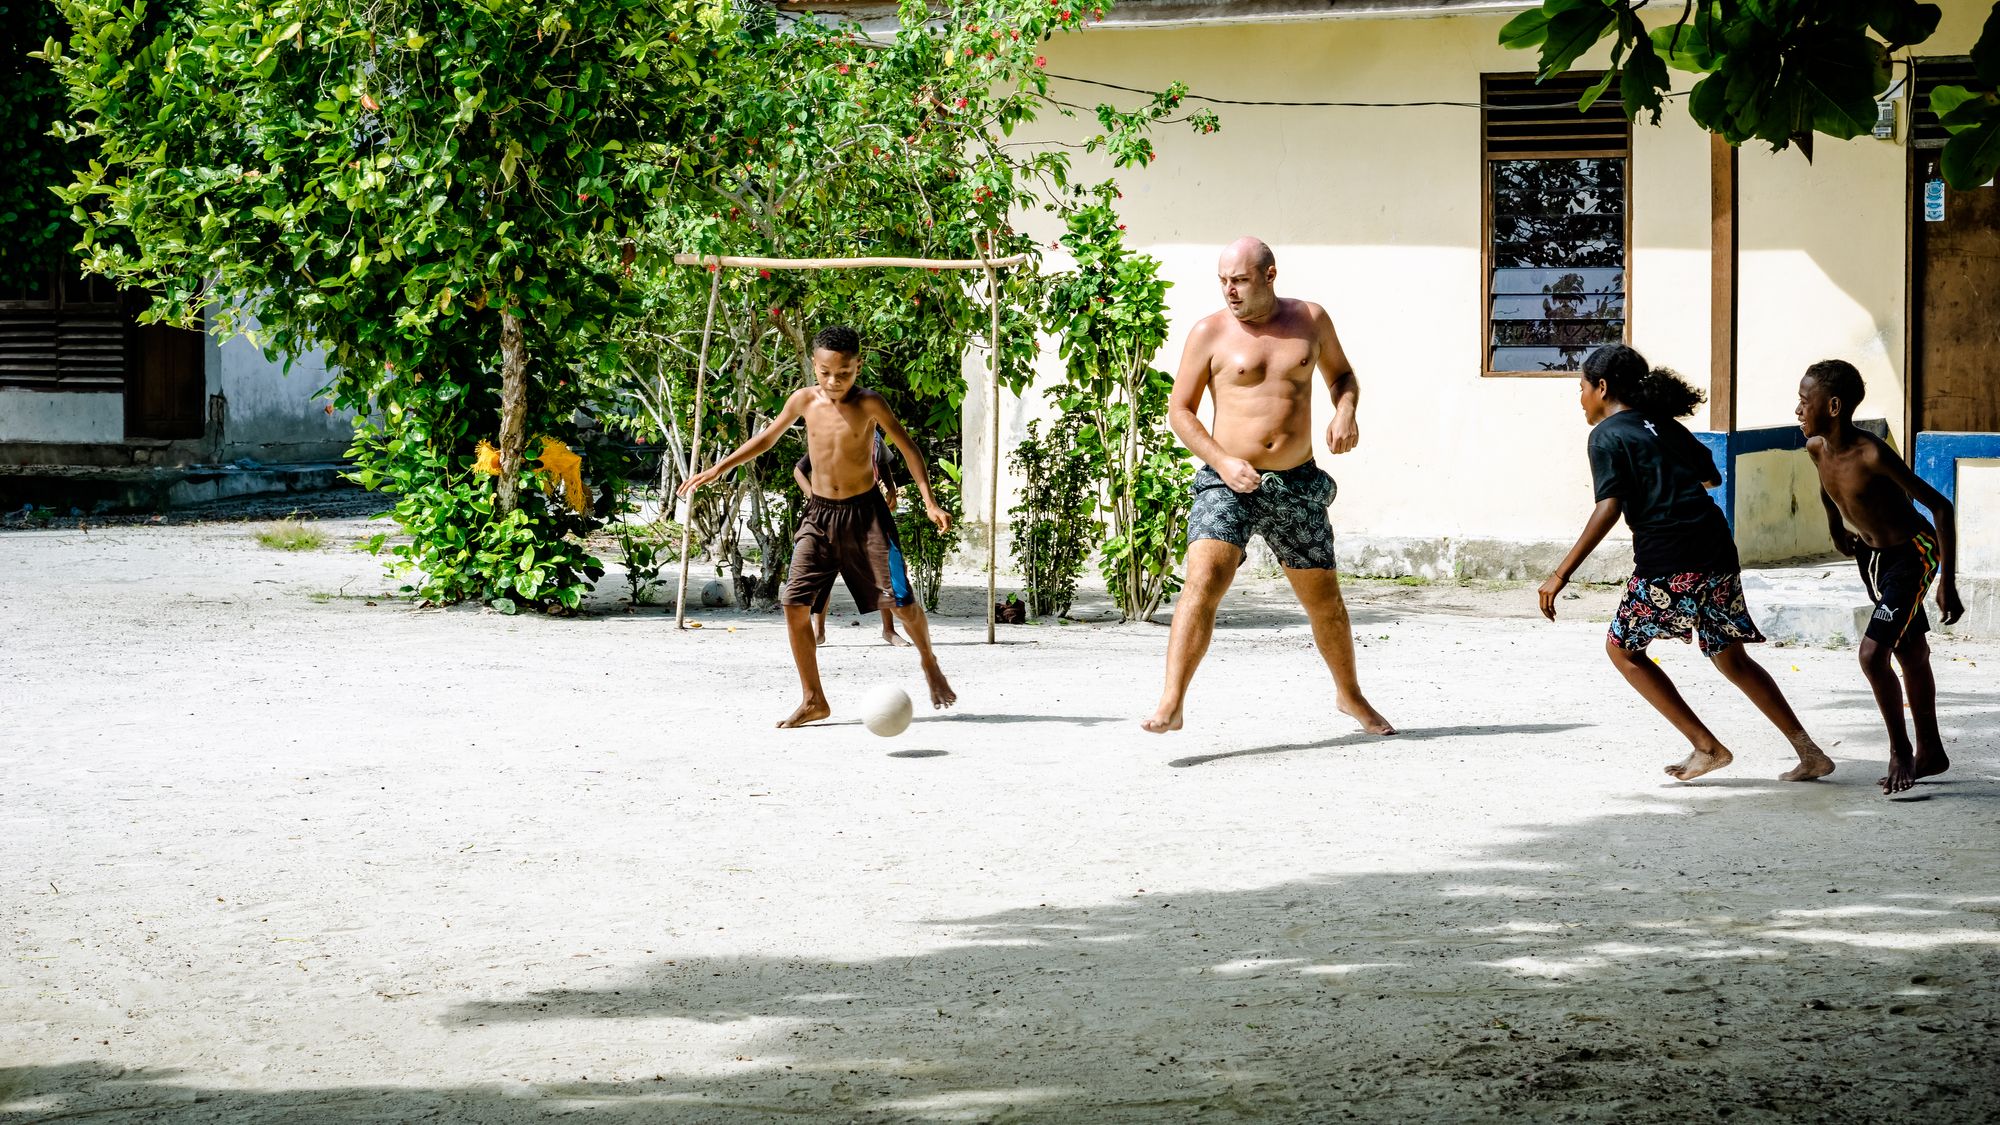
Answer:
[{"xmin": 1142, "ymin": 238, "xmax": 1395, "ymax": 736}]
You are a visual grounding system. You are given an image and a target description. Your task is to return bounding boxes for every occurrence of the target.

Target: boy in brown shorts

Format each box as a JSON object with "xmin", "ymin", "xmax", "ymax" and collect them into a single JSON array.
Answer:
[
  {"xmin": 1797, "ymin": 359, "xmax": 1963, "ymax": 794},
  {"xmin": 793, "ymin": 434, "xmax": 908, "ymax": 647},
  {"xmin": 679, "ymin": 325, "xmax": 956, "ymax": 728}
]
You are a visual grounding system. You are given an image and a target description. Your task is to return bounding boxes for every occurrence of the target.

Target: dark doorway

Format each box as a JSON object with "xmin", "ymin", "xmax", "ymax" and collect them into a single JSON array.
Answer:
[
  {"xmin": 1910, "ymin": 60, "xmax": 2000, "ymax": 435},
  {"xmin": 127, "ymin": 319, "xmax": 206, "ymax": 440}
]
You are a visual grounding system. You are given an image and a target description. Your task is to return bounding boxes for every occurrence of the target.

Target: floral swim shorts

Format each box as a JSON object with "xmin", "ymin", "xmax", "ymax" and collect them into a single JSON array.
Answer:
[
  {"xmin": 1187, "ymin": 460, "xmax": 1339, "ymax": 571},
  {"xmin": 1609, "ymin": 571, "xmax": 1765, "ymax": 657}
]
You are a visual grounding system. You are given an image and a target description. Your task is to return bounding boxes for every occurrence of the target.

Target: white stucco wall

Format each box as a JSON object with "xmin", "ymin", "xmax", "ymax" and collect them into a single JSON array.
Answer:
[
  {"xmin": 0, "ymin": 389, "xmax": 123, "ymax": 443},
  {"xmin": 207, "ymin": 330, "xmax": 356, "ymax": 462},
  {"xmin": 1959, "ymin": 460, "xmax": 2000, "ymax": 576},
  {"xmin": 960, "ymin": 2, "xmax": 1992, "ymax": 578}
]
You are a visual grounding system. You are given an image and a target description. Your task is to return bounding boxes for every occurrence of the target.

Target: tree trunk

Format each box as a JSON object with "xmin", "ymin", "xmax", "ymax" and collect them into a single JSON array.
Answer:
[{"xmin": 495, "ymin": 310, "xmax": 529, "ymax": 516}]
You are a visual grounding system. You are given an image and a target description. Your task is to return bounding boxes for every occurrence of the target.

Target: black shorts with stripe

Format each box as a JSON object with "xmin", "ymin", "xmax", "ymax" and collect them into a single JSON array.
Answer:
[{"xmin": 1856, "ymin": 530, "xmax": 1940, "ymax": 647}]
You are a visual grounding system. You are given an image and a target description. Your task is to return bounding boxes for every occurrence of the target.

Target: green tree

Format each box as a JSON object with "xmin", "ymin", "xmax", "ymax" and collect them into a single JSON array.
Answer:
[
  {"xmin": 1500, "ymin": 1, "xmax": 2000, "ymax": 188},
  {"xmin": 41, "ymin": 0, "xmax": 726, "ymax": 608},
  {"xmin": 1043, "ymin": 187, "xmax": 1188, "ymax": 623},
  {"xmin": 600, "ymin": 0, "xmax": 1216, "ymax": 608}
]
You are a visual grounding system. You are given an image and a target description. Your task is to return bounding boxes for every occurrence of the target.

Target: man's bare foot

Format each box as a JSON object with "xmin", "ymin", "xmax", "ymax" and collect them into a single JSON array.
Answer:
[
  {"xmin": 813, "ymin": 626, "xmax": 827, "ymax": 647},
  {"xmin": 1665, "ymin": 746, "xmax": 1733, "ymax": 781},
  {"xmin": 1879, "ymin": 748, "xmax": 1946, "ymax": 793},
  {"xmin": 922, "ymin": 661, "xmax": 957, "ymax": 710},
  {"xmin": 1779, "ymin": 749, "xmax": 1836, "ymax": 782},
  {"xmin": 1141, "ymin": 704, "xmax": 1184, "ymax": 734},
  {"xmin": 777, "ymin": 698, "xmax": 831, "ymax": 728},
  {"xmin": 1338, "ymin": 696, "xmax": 1397, "ymax": 736},
  {"xmin": 882, "ymin": 630, "xmax": 912, "ymax": 648}
]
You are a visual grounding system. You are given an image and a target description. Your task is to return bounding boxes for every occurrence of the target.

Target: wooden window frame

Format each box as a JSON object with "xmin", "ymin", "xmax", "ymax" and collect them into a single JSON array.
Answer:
[
  {"xmin": 0, "ymin": 268, "xmax": 133, "ymax": 393},
  {"xmin": 1480, "ymin": 72, "xmax": 1635, "ymax": 379}
]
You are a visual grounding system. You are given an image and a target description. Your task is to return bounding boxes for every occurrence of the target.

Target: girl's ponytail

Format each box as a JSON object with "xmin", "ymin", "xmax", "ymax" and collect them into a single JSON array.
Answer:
[{"xmin": 1581, "ymin": 344, "xmax": 1706, "ymax": 419}]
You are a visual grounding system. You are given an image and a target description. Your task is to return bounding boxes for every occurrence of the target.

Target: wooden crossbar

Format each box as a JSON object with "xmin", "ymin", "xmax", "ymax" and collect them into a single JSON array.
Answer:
[{"xmin": 671, "ymin": 253, "xmax": 1028, "ymax": 271}]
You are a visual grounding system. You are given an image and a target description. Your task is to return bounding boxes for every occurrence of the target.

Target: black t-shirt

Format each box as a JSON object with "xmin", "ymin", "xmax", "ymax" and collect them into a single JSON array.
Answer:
[{"xmin": 1587, "ymin": 410, "xmax": 1737, "ymax": 577}]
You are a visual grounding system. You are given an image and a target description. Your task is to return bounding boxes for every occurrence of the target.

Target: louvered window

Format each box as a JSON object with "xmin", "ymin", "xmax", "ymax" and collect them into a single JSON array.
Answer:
[
  {"xmin": 1482, "ymin": 72, "xmax": 1631, "ymax": 375},
  {"xmin": 0, "ymin": 270, "xmax": 131, "ymax": 392},
  {"xmin": 1910, "ymin": 57, "xmax": 1979, "ymax": 150}
]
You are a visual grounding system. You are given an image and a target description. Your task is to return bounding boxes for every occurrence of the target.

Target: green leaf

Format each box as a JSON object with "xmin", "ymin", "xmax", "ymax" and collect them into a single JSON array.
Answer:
[
  {"xmin": 1649, "ymin": 20, "xmax": 1715, "ymax": 73},
  {"xmin": 1941, "ymin": 120, "xmax": 2000, "ymax": 189},
  {"xmin": 1800, "ymin": 37, "xmax": 1889, "ymax": 138},
  {"xmin": 1972, "ymin": 2, "xmax": 2000, "ymax": 86},
  {"xmin": 1498, "ymin": 8, "xmax": 1553, "ymax": 51},
  {"xmin": 1538, "ymin": 6, "xmax": 1618, "ymax": 77},
  {"xmin": 1867, "ymin": 0, "xmax": 1941, "ymax": 49}
]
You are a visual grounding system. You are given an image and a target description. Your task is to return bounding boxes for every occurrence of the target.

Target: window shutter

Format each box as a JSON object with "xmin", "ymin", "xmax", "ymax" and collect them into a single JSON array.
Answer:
[
  {"xmin": 1483, "ymin": 72, "xmax": 1631, "ymax": 158},
  {"xmin": 0, "ymin": 270, "xmax": 131, "ymax": 391},
  {"xmin": 1910, "ymin": 57, "xmax": 1979, "ymax": 151}
]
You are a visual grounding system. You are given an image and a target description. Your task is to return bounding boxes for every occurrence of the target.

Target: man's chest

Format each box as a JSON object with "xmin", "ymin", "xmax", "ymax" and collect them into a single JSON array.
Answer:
[{"xmin": 1211, "ymin": 334, "xmax": 1316, "ymax": 388}]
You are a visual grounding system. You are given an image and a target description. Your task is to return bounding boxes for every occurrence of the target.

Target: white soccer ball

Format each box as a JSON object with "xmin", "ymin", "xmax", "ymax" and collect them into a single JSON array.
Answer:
[{"xmin": 859, "ymin": 685, "xmax": 914, "ymax": 738}]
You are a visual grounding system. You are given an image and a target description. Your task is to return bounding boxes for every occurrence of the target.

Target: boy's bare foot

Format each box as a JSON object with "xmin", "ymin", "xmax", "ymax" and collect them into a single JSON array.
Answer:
[
  {"xmin": 777, "ymin": 698, "xmax": 832, "ymax": 728},
  {"xmin": 882, "ymin": 630, "xmax": 912, "ymax": 647},
  {"xmin": 922, "ymin": 661, "xmax": 957, "ymax": 710},
  {"xmin": 1779, "ymin": 749, "xmax": 1836, "ymax": 782},
  {"xmin": 813, "ymin": 624, "xmax": 827, "ymax": 646},
  {"xmin": 1141, "ymin": 705, "xmax": 1184, "ymax": 734},
  {"xmin": 1880, "ymin": 748, "xmax": 1946, "ymax": 793},
  {"xmin": 1666, "ymin": 746, "xmax": 1733, "ymax": 781},
  {"xmin": 1338, "ymin": 695, "xmax": 1397, "ymax": 736}
]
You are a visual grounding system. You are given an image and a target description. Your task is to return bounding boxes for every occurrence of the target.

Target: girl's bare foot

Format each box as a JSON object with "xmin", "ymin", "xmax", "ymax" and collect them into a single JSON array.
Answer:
[
  {"xmin": 882, "ymin": 630, "xmax": 912, "ymax": 647},
  {"xmin": 1338, "ymin": 695, "xmax": 1397, "ymax": 735},
  {"xmin": 1779, "ymin": 748, "xmax": 1836, "ymax": 781},
  {"xmin": 1141, "ymin": 705, "xmax": 1183, "ymax": 734},
  {"xmin": 1666, "ymin": 745, "xmax": 1733, "ymax": 780},
  {"xmin": 777, "ymin": 698, "xmax": 831, "ymax": 728}
]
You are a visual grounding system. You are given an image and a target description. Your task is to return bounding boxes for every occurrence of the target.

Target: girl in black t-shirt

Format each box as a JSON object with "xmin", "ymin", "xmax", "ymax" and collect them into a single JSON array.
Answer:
[{"xmin": 1539, "ymin": 345, "xmax": 1834, "ymax": 784}]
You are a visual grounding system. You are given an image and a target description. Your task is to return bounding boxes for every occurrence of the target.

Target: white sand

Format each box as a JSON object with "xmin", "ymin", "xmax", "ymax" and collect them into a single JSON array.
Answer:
[{"xmin": 4, "ymin": 518, "xmax": 1998, "ymax": 1122}]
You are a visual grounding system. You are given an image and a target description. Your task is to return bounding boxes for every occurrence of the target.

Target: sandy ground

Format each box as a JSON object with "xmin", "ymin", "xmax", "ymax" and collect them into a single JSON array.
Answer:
[{"xmin": 4, "ymin": 507, "xmax": 1998, "ymax": 1123}]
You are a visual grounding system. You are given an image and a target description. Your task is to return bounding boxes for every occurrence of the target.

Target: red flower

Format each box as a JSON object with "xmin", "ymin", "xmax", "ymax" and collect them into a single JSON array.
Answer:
[
  {"xmin": 836, "ymin": 64, "xmax": 849, "ymax": 75},
  {"xmin": 955, "ymin": 96, "xmax": 968, "ymax": 109},
  {"xmin": 1117, "ymin": 223, "xmax": 1126, "ymax": 230},
  {"xmin": 758, "ymin": 268, "xmax": 771, "ymax": 278},
  {"xmin": 1035, "ymin": 56, "xmax": 1046, "ymax": 67}
]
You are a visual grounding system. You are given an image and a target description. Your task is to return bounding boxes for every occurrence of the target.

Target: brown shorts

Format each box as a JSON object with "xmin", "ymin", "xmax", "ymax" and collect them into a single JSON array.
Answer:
[{"xmin": 782, "ymin": 491, "xmax": 913, "ymax": 611}]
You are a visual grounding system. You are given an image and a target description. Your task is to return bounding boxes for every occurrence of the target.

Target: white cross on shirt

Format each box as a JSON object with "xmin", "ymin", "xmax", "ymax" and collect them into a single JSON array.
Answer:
[{"xmin": 1643, "ymin": 420, "xmax": 1658, "ymax": 436}]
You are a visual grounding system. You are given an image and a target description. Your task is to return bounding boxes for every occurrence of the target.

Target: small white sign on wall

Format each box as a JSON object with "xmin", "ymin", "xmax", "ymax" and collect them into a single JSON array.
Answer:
[{"xmin": 1924, "ymin": 178, "xmax": 1947, "ymax": 222}]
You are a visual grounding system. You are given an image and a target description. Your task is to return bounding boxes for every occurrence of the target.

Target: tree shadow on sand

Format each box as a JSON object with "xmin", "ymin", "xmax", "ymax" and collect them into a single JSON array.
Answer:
[{"xmin": 14, "ymin": 774, "xmax": 1997, "ymax": 1123}]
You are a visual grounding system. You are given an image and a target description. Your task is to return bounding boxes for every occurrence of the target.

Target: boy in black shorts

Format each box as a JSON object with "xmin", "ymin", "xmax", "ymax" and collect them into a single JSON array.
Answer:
[
  {"xmin": 680, "ymin": 326, "xmax": 955, "ymax": 728},
  {"xmin": 1797, "ymin": 359, "xmax": 1963, "ymax": 794}
]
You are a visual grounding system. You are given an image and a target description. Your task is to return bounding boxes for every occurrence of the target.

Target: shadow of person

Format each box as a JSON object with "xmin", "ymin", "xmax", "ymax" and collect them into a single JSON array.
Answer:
[{"xmin": 1168, "ymin": 722, "xmax": 1594, "ymax": 768}]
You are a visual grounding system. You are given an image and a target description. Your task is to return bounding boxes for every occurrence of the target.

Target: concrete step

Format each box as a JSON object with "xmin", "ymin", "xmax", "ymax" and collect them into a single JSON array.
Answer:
[
  {"xmin": 1741, "ymin": 560, "xmax": 1875, "ymax": 647},
  {"xmin": 0, "ymin": 461, "xmax": 354, "ymax": 516}
]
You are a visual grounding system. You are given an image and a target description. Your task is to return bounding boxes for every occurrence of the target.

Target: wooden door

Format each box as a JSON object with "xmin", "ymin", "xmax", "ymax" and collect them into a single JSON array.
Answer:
[
  {"xmin": 127, "ymin": 319, "xmax": 206, "ymax": 439},
  {"xmin": 1911, "ymin": 61, "xmax": 2000, "ymax": 436}
]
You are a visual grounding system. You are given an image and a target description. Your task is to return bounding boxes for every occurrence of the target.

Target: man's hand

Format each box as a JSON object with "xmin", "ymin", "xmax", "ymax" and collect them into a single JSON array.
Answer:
[
  {"xmin": 1537, "ymin": 573, "xmax": 1568, "ymax": 621},
  {"xmin": 926, "ymin": 502, "xmax": 952, "ymax": 533},
  {"xmin": 1216, "ymin": 457, "xmax": 1262, "ymax": 493},
  {"xmin": 1940, "ymin": 581, "xmax": 1964, "ymax": 626},
  {"xmin": 1830, "ymin": 525, "xmax": 1858, "ymax": 557},
  {"xmin": 677, "ymin": 465, "xmax": 722, "ymax": 497},
  {"xmin": 1326, "ymin": 409, "xmax": 1359, "ymax": 455}
]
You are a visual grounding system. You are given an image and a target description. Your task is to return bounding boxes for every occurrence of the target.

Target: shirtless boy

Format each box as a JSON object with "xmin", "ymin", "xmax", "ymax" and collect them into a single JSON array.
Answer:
[
  {"xmin": 1797, "ymin": 359, "xmax": 1964, "ymax": 794},
  {"xmin": 1143, "ymin": 238, "xmax": 1394, "ymax": 736},
  {"xmin": 679, "ymin": 325, "xmax": 956, "ymax": 728}
]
